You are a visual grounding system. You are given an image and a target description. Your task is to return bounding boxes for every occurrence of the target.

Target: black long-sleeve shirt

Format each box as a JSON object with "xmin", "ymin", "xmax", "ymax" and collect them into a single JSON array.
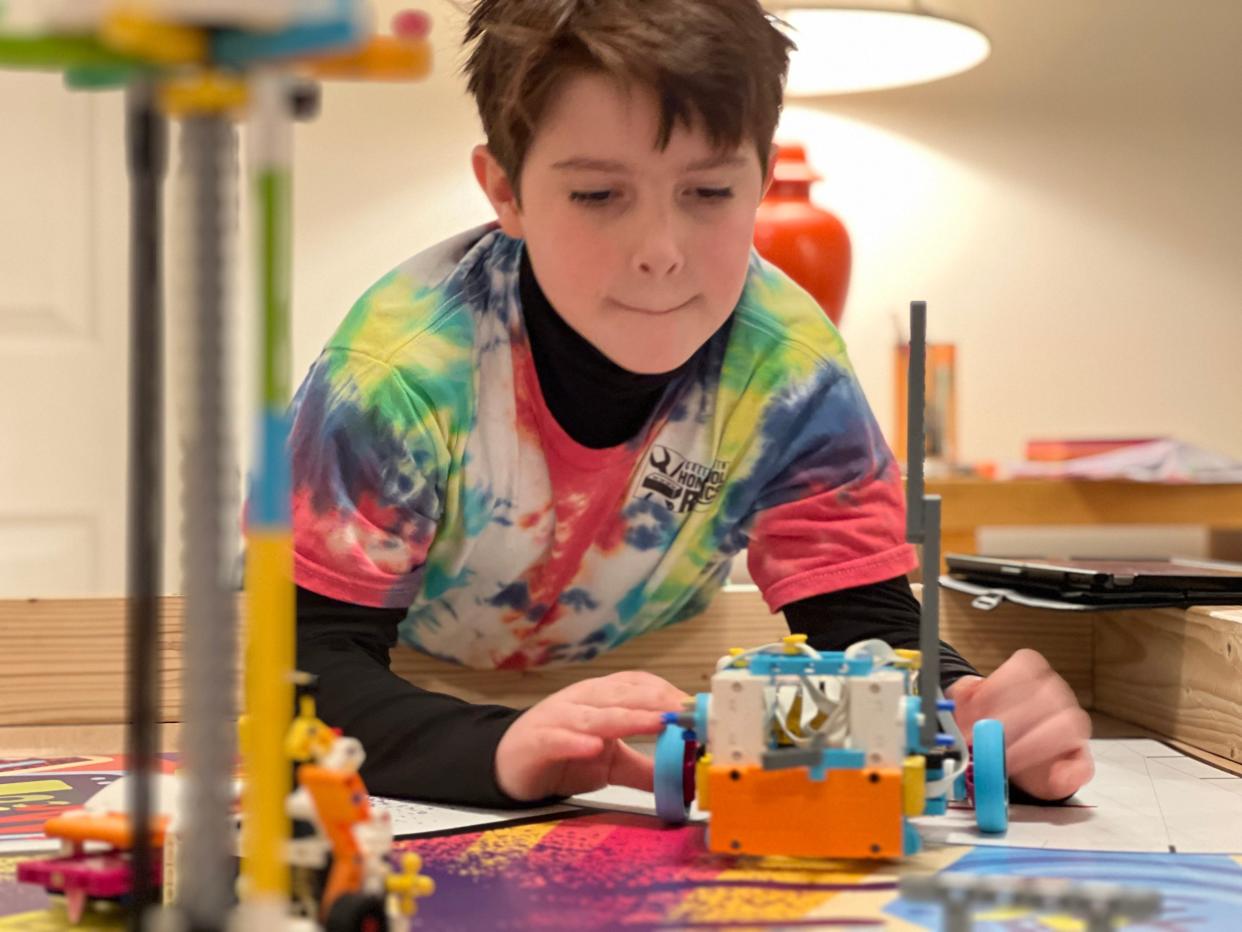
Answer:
[{"xmin": 296, "ymin": 252, "xmax": 979, "ymax": 806}]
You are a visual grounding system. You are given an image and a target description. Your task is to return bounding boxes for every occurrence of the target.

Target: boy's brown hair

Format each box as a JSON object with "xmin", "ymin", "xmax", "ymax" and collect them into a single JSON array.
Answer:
[{"xmin": 462, "ymin": 0, "xmax": 793, "ymax": 193}]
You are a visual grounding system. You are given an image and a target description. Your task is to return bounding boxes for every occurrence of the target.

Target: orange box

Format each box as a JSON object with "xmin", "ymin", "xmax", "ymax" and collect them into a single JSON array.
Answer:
[{"xmin": 706, "ymin": 765, "xmax": 903, "ymax": 859}]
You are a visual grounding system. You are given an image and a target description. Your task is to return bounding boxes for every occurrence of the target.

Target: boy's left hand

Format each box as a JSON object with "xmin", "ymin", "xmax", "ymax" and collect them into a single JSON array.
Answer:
[{"xmin": 945, "ymin": 648, "xmax": 1094, "ymax": 801}]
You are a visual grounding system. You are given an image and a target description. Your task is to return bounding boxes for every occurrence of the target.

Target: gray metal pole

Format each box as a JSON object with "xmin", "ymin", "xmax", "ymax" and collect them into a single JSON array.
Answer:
[
  {"xmin": 906, "ymin": 300, "xmax": 926, "ymax": 543},
  {"xmin": 176, "ymin": 114, "xmax": 239, "ymax": 932},
  {"xmin": 905, "ymin": 301, "xmax": 940, "ymax": 746},
  {"xmin": 123, "ymin": 79, "xmax": 167, "ymax": 932},
  {"xmin": 920, "ymin": 495, "xmax": 941, "ymax": 747}
]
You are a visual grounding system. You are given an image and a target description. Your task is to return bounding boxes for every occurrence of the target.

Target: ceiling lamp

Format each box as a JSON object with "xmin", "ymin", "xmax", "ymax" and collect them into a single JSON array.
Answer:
[{"xmin": 767, "ymin": 3, "xmax": 991, "ymax": 96}]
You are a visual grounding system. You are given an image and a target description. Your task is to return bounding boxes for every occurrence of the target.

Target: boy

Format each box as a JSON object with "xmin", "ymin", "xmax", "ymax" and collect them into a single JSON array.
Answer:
[{"xmin": 292, "ymin": 0, "xmax": 1092, "ymax": 808}]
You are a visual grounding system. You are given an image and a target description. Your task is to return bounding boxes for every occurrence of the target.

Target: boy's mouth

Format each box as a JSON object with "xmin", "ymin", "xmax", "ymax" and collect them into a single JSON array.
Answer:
[{"xmin": 609, "ymin": 296, "xmax": 696, "ymax": 316}]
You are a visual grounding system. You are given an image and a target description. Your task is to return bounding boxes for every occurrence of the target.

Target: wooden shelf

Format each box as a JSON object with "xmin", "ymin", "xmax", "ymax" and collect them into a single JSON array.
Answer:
[{"xmin": 922, "ymin": 478, "xmax": 1242, "ymax": 563}]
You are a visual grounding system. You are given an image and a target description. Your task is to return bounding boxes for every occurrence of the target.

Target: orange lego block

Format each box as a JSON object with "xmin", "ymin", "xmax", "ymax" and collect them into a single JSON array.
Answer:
[
  {"xmin": 297, "ymin": 763, "xmax": 373, "ymax": 917},
  {"xmin": 305, "ymin": 36, "xmax": 431, "ymax": 80},
  {"xmin": 298, "ymin": 765, "xmax": 371, "ymax": 857},
  {"xmin": 42, "ymin": 811, "xmax": 169, "ymax": 850},
  {"xmin": 706, "ymin": 765, "xmax": 903, "ymax": 859}
]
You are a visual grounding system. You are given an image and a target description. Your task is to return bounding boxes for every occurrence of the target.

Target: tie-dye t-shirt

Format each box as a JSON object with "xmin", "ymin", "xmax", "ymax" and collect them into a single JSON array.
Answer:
[{"xmin": 290, "ymin": 225, "xmax": 915, "ymax": 670}]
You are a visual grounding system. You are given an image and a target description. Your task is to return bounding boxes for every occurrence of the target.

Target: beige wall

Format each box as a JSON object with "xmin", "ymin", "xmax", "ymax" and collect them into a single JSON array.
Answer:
[{"xmin": 284, "ymin": 0, "xmax": 1242, "ymax": 464}]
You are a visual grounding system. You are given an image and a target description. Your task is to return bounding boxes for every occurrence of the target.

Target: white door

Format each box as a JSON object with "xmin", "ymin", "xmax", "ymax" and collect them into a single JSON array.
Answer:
[{"xmin": 0, "ymin": 73, "xmax": 138, "ymax": 598}]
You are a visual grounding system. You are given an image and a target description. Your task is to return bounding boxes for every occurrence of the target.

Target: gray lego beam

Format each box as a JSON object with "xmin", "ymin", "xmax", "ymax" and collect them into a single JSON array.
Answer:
[
  {"xmin": 906, "ymin": 301, "xmax": 940, "ymax": 748},
  {"xmin": 906, "ymin": 300, "xmax": 927, "ymax": 543},
  {"xmin": 899, "ymin": 873, "xmax": 1163, "ymax": 932},
  {"xmin": 176, "ymin": 114, "xmax": 239, "ymax": 932}
]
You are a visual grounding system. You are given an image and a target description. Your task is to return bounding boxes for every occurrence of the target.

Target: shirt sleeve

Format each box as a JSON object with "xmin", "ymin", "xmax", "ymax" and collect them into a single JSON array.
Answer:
[
  {"xmin": 295, "ymin": 586, "xmax": 537, "ymax": 806},
  {"xmin": 290, "ymin": 348, "xmax": 448, "ymax": 610},
  {"xmin": 745, "ymin": 358, "xmax": 917, "ymax": 611}
]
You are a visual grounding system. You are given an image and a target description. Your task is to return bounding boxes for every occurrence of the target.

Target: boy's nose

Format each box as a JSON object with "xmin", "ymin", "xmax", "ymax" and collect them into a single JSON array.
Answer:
[
  {"xmin": 633, "ymin": 233, "xmax": 685, "ymax": 278},
  {"xmin": 637, "ymin": 254, "xmax": 682, "ymax": 277},
  {"xmin": 632, "ymin": 204, "xmax": 685, "ymax": 278}
]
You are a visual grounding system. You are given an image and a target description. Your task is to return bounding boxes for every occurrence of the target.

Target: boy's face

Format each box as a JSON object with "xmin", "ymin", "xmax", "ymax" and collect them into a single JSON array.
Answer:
[{"xmin": 474, "ymin": 72, "xmax": 773, "ymax": 374}]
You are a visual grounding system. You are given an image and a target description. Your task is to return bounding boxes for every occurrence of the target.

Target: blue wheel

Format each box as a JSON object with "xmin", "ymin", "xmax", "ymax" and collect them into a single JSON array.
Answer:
[
  {"xmin": 972, "ymin": 718, "xmax": 1008, "ymax": 834},
  {"xmin": 654, "ymin": 723, "xmax": 694, "ymax": 824}
]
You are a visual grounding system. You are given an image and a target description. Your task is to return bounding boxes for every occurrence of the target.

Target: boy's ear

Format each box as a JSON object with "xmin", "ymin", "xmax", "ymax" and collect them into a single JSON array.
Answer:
[
  {"xmin": 761, "ymin": 144, "xmax": 778, "ymax": 200},
  {"xmin": 472, "ymin": 145, "xmax": 524, "ymax": 239}
]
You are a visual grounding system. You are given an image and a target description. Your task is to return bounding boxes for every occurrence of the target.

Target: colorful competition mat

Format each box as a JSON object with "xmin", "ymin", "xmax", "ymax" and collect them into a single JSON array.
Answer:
[
  {"xmin": 4, "ymin": 752, "xmax": 1242, "ymax": 929},
  {"xmin": 395, "ymin": 811, "xmax": 1242, "ymax": 930}
]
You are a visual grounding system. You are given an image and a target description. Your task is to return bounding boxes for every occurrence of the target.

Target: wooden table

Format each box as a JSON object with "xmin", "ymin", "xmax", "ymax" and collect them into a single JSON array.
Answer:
[
  {"xmin": 4, "ymin": 592, "xmax": 1242, "ymax": 930},
  {"xmin": 3, "ymin": 588, "xmax": 1241, "ymax": 774}
]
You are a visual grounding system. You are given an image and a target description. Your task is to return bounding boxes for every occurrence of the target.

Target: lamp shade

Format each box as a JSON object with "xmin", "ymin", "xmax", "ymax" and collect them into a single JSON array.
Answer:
[
  {"xmin": 770, "ymin": 5, "xmax": 990, "ymax": 96},
  {"xmin": 753, "ymin": 143, "xmax": 851, "ymax": 325}
]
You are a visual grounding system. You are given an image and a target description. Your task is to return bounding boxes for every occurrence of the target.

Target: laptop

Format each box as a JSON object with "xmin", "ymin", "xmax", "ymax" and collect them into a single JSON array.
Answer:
[{"xmin": 944, "ymin": 555, "xmax": 1242, "ymax": 607}]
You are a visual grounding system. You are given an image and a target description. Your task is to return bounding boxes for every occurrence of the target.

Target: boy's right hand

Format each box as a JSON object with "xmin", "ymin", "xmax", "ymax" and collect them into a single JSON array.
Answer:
[{"xmin": 494, "ymin": 671, "xmax": 690, "ymax": 802}]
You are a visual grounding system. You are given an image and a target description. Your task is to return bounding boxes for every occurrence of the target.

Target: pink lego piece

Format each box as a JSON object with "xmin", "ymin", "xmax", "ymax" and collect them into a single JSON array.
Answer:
[
  {"xmin": 17, "ymin": 850, "xmax": 163, "ymax": 922},
  {"xmin": 392, "ymin": 9, "xmax": 431, "ymax": 39}
]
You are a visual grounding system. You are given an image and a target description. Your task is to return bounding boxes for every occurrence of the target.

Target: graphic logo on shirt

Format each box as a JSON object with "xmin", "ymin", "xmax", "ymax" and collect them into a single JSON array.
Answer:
[{"xmin": 637, "ymin": 445, "xmax": 728, "ymax": 513}]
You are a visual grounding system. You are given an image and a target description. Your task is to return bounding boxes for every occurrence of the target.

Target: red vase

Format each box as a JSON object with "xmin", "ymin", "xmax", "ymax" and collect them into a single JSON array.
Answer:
[{"xmin": 753, "ymin": 143, "xmax": 852, "ymax": 326}]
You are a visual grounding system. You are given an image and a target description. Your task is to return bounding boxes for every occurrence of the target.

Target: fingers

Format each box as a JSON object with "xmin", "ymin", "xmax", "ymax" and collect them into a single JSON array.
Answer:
[
  {"xmin": 562, "ymin": 705, "xmax": 668, "ymax": 740},
  {"xmin": 569, "ymin": 671, "xmax": 691, "ymax": 712},
  {"xmin": 1005, "ymin": 704, "xmax": 1092, "ymax": 778},
  {"xmin": 495, "ymin": 722, "xmax": 605, "ymax": 801},
  {"xmin": 607, "ymin": 741, "xmax": 656, "ymax": 792},
  {"xmin": 1013, "ymin": 746, "xmax": 1095, "ymax": 800},
  {"xmin": 947, "ymin": 675, "xmax": 985, "ymax": 707},
  {"xmin": 968, "ymin": 650, "xmax": 1057, "ymax": 721},
  {"xmin": 1047, "ymin": 746, "xmax": 1095, "ymax": 797},
  {"xmin": 986, "ymin": 674, "xmax": 1082, "ymax": 750},
  {"xmin": 496, "ymin": 672, "xmax": 688, "ymax": 802},
  {"xmin": 538, "ymin": 727, "xmax": 605, "ymax": 761}
]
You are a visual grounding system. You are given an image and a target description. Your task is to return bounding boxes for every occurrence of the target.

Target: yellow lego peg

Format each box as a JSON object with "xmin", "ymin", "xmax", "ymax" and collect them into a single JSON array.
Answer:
[
  {"xmin": 284, "ymin": 693, "xmax": 334, "ymax": 764},
  {"xmin": 782, "ymin": 633, "xmax": 808, "ymax": 654},
  {"xmin": 695, "ymin": 753, "xmax": 713, "ymax": 812},
  {"xmin": 902, "ymin": 755, "xmax": 927, "ymax": 816},
  {"xmin": 894, "ymin": 648, "xmax": 922, "ymax": 670},
  {"xmin": 387, "ymin": 851, "xmax": 435, "ymax": 916},
  {"xmin": 160, "ymin": 72, "xmax": 249, "ymax": 117},
  {"xmin": 103, "ymin": 8, "xmax": 207, "ymax": 65}
]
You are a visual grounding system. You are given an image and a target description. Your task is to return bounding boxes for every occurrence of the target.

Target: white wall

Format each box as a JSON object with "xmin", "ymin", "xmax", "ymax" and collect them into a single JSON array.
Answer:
[
  {"xmin": 286, "ymin": 0, "xmax": 494, "ymax": 376},
  {"xmin": 284, "ymin": 0, "xmax": 1242, "ymax": 466},
  {"xmin": 789, "ymin": 0, "xmax": 1242, "ymax": 463}
]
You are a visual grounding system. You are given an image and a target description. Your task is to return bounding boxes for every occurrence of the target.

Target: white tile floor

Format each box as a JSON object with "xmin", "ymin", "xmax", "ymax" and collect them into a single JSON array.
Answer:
[{"xmin": 915, "ymin": 739, "xmax": 1242, "ymax": 854}]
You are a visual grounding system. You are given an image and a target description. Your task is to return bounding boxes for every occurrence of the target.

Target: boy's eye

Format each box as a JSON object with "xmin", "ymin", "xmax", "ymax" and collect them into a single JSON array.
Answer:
[
  {"xmin": 692, "ymin": 187, "xmax": 734, "ymax": 200},
  {"xmin": 570, "ymin": 190, "xmax": 616, "ymax": 205}
]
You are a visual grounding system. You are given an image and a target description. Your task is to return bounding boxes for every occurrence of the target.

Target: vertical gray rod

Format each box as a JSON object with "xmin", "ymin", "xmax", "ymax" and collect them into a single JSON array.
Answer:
[
  {"xmin": 906, "ymin": 300, "xmax": 926, "ymax": 543},
  {"xmin": 177, "ymin": 114, "xmax": 238, "ymax": 932},
  {"xmin": 920, "ymin": 495, "xmax": 941, "ymax": 747},
  {"xmin": 124, "ymin": 80, "xmax": 166, "ymax": 931},
  {"xmin": 906, "ymin": 300, "xmax": 940, "ymax": 746}
]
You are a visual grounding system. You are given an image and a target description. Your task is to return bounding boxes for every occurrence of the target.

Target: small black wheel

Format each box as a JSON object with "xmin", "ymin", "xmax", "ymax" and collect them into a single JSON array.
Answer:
[{"xmin": 325, "ymin": 892, "xmax": 388, "ymax": 932}]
